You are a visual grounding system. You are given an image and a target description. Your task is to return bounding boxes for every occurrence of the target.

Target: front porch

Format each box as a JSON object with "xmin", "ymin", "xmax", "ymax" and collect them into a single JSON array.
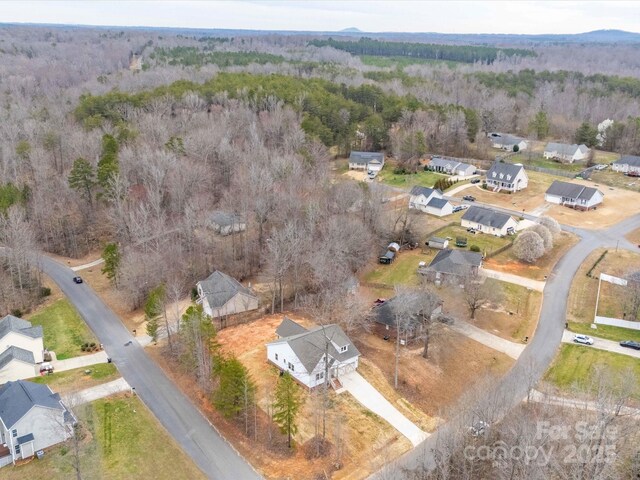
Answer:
[{"xmin": 0, "ymin": 443, "xmax": 13, "ymax": 468}]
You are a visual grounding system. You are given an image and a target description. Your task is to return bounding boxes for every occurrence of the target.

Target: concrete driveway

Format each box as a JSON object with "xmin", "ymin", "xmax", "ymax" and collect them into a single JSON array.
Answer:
[
  {"xmin": 449, "ymin": 320, "xmax": 525, "ymax": 360},
  {"xmin": 63, "ymin": 377, "xmax": 130, "ymax": 406},
  {"xmin": 483, "ymin": 269, "xmax": 546, "ymax": 292},
  {"xmin": 562, "ymin": 330, "xmax": 640, "ymax": 359},
  {"xmin": 340, "ymin": 371, "xmax": 428, "ymax": 447},
  {"xmin": 52, "ymin": 351, "xmax": 109, "ymax": 372}
]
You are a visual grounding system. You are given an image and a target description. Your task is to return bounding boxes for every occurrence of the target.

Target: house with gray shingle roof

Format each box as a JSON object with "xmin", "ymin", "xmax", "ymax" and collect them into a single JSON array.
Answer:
[
  {"xmin": 196, "ymin": 271, "xmax": 259, "ymax": 318},
  {"xmin": 409, "ymin": 186, "xmax": 452, "ymax": 216},
  {"xmin": 0, "ymin": 346, "xmax": 39, "ymax": 384},
  {"xmin": 209, "ymin": 211, "xmax": 246, "ymax": 236},
  {"xmin": 489, "ymin": 133, "xmax": 528, "ymax": 152},
  {"xmin": 372, "ymin": 296, "xmax": 443, "ymax": 340},
  {"xmin": 544, "ymin": 180, "xmax": 604, "ymax": 210},
  {"xmin": 543, "ymin": 143, "xmax": 590, "ymax": 163},
  {"xmin": 612, "ymin": 155, "xmax": 640, "ymax": 175},
  {"xmin": 418, "ymin": 249, "xmax": 483, "ymax": 285},
  {"xmin": 266, "ymin": 318, "xmax": 360, "ymax": 389},
  {"xmin": 0, "ymin": 380, "xmax": 74, "ymax": 467},
  {"xmin": 485, "ymin": 162, "xmax": 528, "ymax": 192},
  {"xmin": 461, "ymin": 206, "xmax": 518, "ymax": 237},
  {"xmin": 0, "ymin": 315, "xmax": 44, "ymax": 383},
  {"xmin": 348, "ymin": 151, "xmax": 385, "ymax": 172},
  {"xmin": 427, "ymin": 157, "xmax": 476, "ymax": 177}
]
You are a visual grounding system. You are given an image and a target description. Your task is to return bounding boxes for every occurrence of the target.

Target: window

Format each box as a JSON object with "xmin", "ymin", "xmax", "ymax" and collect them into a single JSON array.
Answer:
[
  {"xmin": 288, "ymin": 362, "xmax": 294, "ymax": 372},
  {"xmin": 340, "ymin": 345, "xmax": 348, "ymax": 353},
  {"xmin": 315, "ymin": 372, "xmax": 324, "ymax": 381},
  {"xmin": 11, "ymin": 429, "xmax": 17, "ymax": 438},
  {"xmin": 14, "ymin": 444, "xmax": 20, "ymax": 455},
  {"xmin": 275, "ymin": 353, "xmax": 278, "ymax": 361}
]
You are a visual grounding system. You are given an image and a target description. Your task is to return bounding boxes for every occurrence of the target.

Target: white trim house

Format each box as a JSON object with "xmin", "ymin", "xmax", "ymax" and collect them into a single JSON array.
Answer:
[
  {"xmin": 348, "ymin": 151, "xmax": 385, "ymax": 172},
  {"xmin": 427, "ymin": 157, "xmax": 476, "ymax": 177},
  {"xmin": 543, "ymin": 143, "xmax": 589, "ymax": 163},
  {"xmin": 196, "ymin": 271, "xmax": 259, "ymax": 318},
  {"xmin": 266, "ymin": 318, "xmax": 360, "ymax": 389},
  {"xmin": 0, "ymin": 315, "xmax": 44, "ymax": 383},
  {"xmin": 489, "ymin": 133, "xmax": 528, "ymax": 152},
  {"xmin": 544, "ymin": 180, "xmax": 604, "ymax": 210},
  {"xmin": 461, "ymin": 206, "xmax": 518, "ymax": 237},
  {"xmin": 612, "ymin": 155, "xmax": 640, "ymax": 175},
  {"xmin": 0, "ymin": 380, "xmax": 74, "ymax": 468},
  {"xmin": 485, "ymin": 162, "xmax": 528, "ymax": 192}
]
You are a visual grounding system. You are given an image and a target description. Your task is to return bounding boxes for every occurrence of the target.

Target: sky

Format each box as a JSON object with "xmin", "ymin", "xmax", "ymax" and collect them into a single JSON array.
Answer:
[{"xmin": 0, "ymin": 1, "xmax": 638, "ymax": 35}]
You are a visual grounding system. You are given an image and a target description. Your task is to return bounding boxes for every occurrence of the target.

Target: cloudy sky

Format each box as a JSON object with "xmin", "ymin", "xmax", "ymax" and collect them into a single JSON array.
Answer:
[{"xmin": 0, "ymin": 1, "xmax": 638, "ymax": 34}]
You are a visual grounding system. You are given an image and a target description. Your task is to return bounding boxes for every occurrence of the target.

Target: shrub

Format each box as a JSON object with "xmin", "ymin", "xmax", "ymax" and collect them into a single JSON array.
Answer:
[
  {"xmin": 470, "ymin": 245, "xmax": 481, "ymax": 252},
  {"xmin": 10, "ymin": 309, "xmax": 23, "ymax": 317},
  {"xmin": 538, "ymin": 216, "xmax": 561, "ymax": 237},
  {"xmin": 529, "ymin": 224, "xmax": 553, "ymax": 251},
  {"xmin": 513, "ymin": 230, "xmax": 545, "ymax": 263},
  {"xmin": 40, "ymin": 287, "xmax": 52, "ymax": 297}
]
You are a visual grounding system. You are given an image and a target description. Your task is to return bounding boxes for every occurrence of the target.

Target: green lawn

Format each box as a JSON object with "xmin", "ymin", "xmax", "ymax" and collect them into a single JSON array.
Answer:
[
  {"xmin": 569, "ymin": 322, "xmax": 640, "ymax": 343},
  {"xmin": 429, "ymin": 225, "xmax": 512, "ymax": 256},
  {"xmin": 506, "ymin": 153, "xmax": 584, "ymax": 173},
  {"xmin": 27, "ymin": 299, "xmax": 97, "ymax": 360},
  {"xmin": 31, "ymin": 363, "xmax": 119, "ymax": 394},
  {"xmin": 2, "ymin": 396, "xmax": 206, "ymax": 480},
  {"xmin": 364, "ymin": 249, "xmax": 434, "ymax": 286},
  {"xmin": 378, "ymin": 168, "xmax": 448, "ymax": 188},
  {"xmin": 545, "ymin": 344, "xmax": 640, "ymax": 398}
]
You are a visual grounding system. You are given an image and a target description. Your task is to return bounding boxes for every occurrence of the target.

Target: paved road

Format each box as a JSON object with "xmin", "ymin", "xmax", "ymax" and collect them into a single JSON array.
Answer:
[
  {"xmin": 341, "ymin": 371, "xmax": 428, "ymax": 447},
  {"xmin": 562, "ymin": 330, "xmax": 640, "ymax": 359},
  {"xmin": 40, "ymin": 256, "xmax": 261, "ymax": 480},
  {"xmin": 371, "ymin": 213, "xmax": 640, "ymax": 479}
]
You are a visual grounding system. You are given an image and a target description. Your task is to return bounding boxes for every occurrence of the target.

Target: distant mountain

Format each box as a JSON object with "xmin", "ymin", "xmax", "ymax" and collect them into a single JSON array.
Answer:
[{"xmin": 340, "ymin": 27, "xmax": 361, "ymax": 33}]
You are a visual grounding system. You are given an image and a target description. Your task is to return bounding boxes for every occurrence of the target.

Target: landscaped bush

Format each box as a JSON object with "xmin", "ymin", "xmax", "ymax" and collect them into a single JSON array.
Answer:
[
  {"xmin": 40, "ymin": 287, "xmax": 52, "ymax": 297},
  {"xmin": 470, "ymin": 245, "xmax": 481, "ymax": 252},
  {"xmin": 11, "ymin": 309, "xmax": 23, "ymax": 317},
  {"xmin": 513, "ymin": 230, "xmax": 545, "ymax": 263}
]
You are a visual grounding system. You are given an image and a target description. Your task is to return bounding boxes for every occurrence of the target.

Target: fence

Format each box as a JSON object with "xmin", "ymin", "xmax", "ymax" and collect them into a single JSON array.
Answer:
[
  {"xmin": 518, "ymin": 164, "xmax": 576, "ymax": 179},
  {"xmin": 595, "ymin": 315, "xmax": 640, "ymax": 331}
]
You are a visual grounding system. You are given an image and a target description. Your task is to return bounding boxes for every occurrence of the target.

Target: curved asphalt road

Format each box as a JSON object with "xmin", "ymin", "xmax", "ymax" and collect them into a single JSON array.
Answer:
[
  {"xmin": 371, "ymin": 213, "xmax": 640, "ymax": 479},
  {"xmin": 40, "ymin": 256, "xmax": 261, "ymax": 480}
]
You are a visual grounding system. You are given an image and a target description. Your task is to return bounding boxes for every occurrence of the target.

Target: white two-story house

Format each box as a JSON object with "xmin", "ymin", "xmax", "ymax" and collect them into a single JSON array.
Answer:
[{"xmin": 485, "ymin": 162, "xmax": 528, "ymax": 192}]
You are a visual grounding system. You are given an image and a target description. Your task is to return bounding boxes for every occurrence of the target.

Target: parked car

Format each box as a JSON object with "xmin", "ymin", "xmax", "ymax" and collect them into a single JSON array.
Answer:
[
  {"xmin": 573, "ymin": 334, "xmax": 594, "ymax": 345},
  {"xmin": 452, "ymin": 204, "xmax": 470, "ymax": 213},
  {"xmin": 462, "ymin": 195, "xmax": 476, "ymax": 201},
  {"xmin": 595, "ymin": 164, "xmax": 608, "ymax": 171},
  {"xmin": 466, "ymin": 228, "xmax": 477, "ymax": 234},
  {"xmin": 73, "ymin": 276, "xmax": 83, "ymax": 284},
  {"xmin": 620, "ymin": 340, "xmax": 640, "ymax": 350},
  {"xmin": 470, "ymin": 178, "xmax": 481, "ymax": 184}
]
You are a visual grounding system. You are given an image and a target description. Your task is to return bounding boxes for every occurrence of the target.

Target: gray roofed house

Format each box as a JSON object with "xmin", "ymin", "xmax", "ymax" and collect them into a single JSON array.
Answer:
[
  {"xmin": 208, "ymin": 210, "xmax": 246, "ymax": 236},
  {"xmin": 612, "ymin": 154, "xmax": 640, "ymax": 174},
  {"xmin": 427, "ymin": 236, "xmax": 449, "ymax": 250},
  {"xmin": 544, "ymin": 180, "xmax": 604, "ymax": 210},
  {"xmin": 348, "ymin": 151, "xmax": 385, "ymax": 171},
  {"xmin": 0, "ymin": 346, "xmax": 35, "ymax": 370},
  {"xmin": 275, "ymin": 317, "xmax": 308, "ymax": 338},
  {"xmin": 543, "ymin": 142, "xmax": 589, "ymax": 163},
  {"xmin": 461, "ymin": 206, "xmax": 518, "ymax": 237},
  {"xmin": 427, "ymin": 157, "xmax": 476, "ymax": 177},
  {"xmin": 410, "ymin": 186, "xmax": 440, "ymax": 198},
  {"xmin": 372, "ymin": 296, "xmax": 443, "ymax": 340},
  {"xmin": 196, "ymin": 271, "xmax": 259, "ymax": 318},
  {"xmin": 490, "ymin": 133, "xmax": 528, "ymax": 151},
  {"xmin": 409, "ymin": 186, "xmax": 452, "ymax": 216},
  {"xmin": 427, "ymin": 197, "xmax": 449, "ymax": 209},
  {"xmin": 419, "ymin": 249, "xmax": 483, "ymax": 284},
  {"xmin": 485, "ymin": 162, "xmax": 528, "ymax": 192},
  {"xmin": 266, "ymin": 318, "xmax": 360, "ymax": 388},
  {"xmin": 0, "ymin": 380, "xmax": 74, "ymax": 467},
  {"xmin": 0, "ymin": 316, "xmax": 43, "ymax": 341}
]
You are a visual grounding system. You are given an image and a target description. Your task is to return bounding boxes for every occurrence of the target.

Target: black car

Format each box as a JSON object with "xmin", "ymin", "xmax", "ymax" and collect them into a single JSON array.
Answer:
[
  {"xmin": 470, "ymin": 178, "xmax": 481, "ymax": 184},
  {"xmin": 463, "ymin": 195, "xmax": 476, "ymax": 201},
  {"xmin": 620, "ymin": 340, "xmax": 640, "ymax": 350},
  {"xmin": 73, "ymin": 276, "xmax": 83, "ymax": 284}
]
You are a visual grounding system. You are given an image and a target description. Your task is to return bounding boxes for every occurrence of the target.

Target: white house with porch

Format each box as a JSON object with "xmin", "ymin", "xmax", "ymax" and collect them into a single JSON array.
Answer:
[
  {"xmin": 485, "ymin": 162, "xmax": 528, "ymax": 192},
  {"xmin": 266, "ymin": 318, "xmax": 360, "ymax": 389}
]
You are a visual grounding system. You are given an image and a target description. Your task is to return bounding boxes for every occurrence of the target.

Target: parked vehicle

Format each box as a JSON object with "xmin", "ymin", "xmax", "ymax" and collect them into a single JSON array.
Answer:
[
  {"xmin": 73, "ymin": 276, "xmax": 83, "ymax": 284},
  {"xmin": 462, "ymin": 195, "xmax": 476, "ymax": 201},
  {"xmin": 470, "ymin": 178, "xmax": 481, "ymax": 184},
  {"xmin": 620, "ymin": 340, "xmax": 640, "ymax": 350},
  {"xmin": 466, "ymin": 228, "xmax": 477, "ymax": 234},
  {"xmin": 573, "ymin": 334, "xmax": 594, "ymax": 345},
  {"xmin": 452, "ymin": 204, "xmax": 470, "ymax": 213}
]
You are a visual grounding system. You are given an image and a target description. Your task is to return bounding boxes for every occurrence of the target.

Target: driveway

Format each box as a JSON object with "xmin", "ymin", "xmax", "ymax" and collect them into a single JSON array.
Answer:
[
  {"xmin": 449, "ymin": 320, "xmax": 525, "ymax": 360},
  {"xmin": 529, "ymin": 389, "xmax": 640, "ymax": 416},
  {"xmin": 52, "ymin": 351, "xmax": 109, "ymax": 372},
  {"xmin": 482, "ymin": 269, "xmax": 546, "ymax": 292},
  {"xmin": 562, "ymin": 330, "xmax": 640, "ymax": 359},
  {"xmin": 340, "ymin": 371, "xmax": 428, "ymax": 447},
  {"xmin": 71, "ymin": 258, "xmax": 104, "ymax": 271},
  {"xmin": 39, "ymin": 256, "xmax": 261, "ymax": 480},
  {"xmin": 63, "ymin": 377, "xmax": 130, "ymax": 406}
]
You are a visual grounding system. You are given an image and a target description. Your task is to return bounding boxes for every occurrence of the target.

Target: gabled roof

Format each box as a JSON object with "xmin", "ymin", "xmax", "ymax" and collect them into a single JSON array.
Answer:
[
  {"xmin": 426, "ymin": 197, "xmax": 449, "ymax": 209},
  {"xmin": 410, "ymin": 186, "xmax": 441, "ymax": 198},
  {"xmin": 17, "ymin": 433, "xmax": 35, "ymax": 445},
  {"xmin": 544, "ymin": 142, "xmax": 589, "ymax": 156},
  {"xmin": 349, "ymin": 151, "xmax": 384, "ymax": 164},
  {"xmin": 0, "ymin": 380, "xmax": 65, "ymax": 428},
  {"xmin": 0, "ymin": 345, "xmax": 35, "ymax": 369},
  {"xmin": 197, "ymin": 271, "xmax": 256, "ymax": 309},
  {"xmin": 210, "ymin": 211, "xmax": 244, "ymax": 227},
  {"xmin": 275, "ymin": 317, "xmax": 308, "ymax": 338},
  {"xmin": 545, "ymin": 180, "xmax": 603, "ymax": 201},
  {"xmin": 0, "ymin": 315, "xmax": 43, "ymax": 341},
  {"xmin": 429, "ymin": 236, "xmax": 448, "ymax": 244},
  {"xmin": 429, "ymin": 157, "xmax": 459, "ymax": 169},
  {"xmin": 373, "ymin": 296, "xmax": 441, "ymax": 328},
  {"xmin": 486, "ymin": 162, "xmax": 526, "ymax": 182},
  {"xmin": 615, "ymin": 155, "xmax": 640, "ymax": 167},
  {"xmin": 425, "ymin": 249, "xmax": 483, "ymax": 275},
  {"xmin": 492, "ymin": 134, "xmax": 526, "ymax": 147},
  {"xmin": 462, "ymin": 206, "xmax": 514, "ymax": 229},
  {"xmin": 267, "ymin": 322, "xmax": 360, "ymax": 374}
]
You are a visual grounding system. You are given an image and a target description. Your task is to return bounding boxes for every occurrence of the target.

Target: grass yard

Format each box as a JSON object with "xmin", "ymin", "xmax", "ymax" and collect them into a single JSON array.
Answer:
[
  {"xmin": 30, "ymin": 363, "xmax": 119, "ymax": 394},
  {"xmin": 378, "ymin": 167, "xmax": 449, "ymax": 188},
  {"xmin": 2, "ymin": 395, "xmax": 205, "ymax": 480},
  {"xmin": 363, "ymin": 249, "xmax": 434, "ymax": 286},
  {"xmin": 26, "ymin": 299, "xmax": 97, "ymax": 360},
  {"xmin": 430, "ymin": 224, "xmax": 512, "ymax": 256},
  {"xmin": 590, "ymin": 169, "xmax": 640, "ymax": 193},
  {"xmin": 569, "ymin": 322, "xmax": 640, "ymax": 343},
  {"xmin": 486, "ymin": 231, "xmax": 579, "ymax": 280},
  {"xmin": 507, "ymin": 153, "xmax": 585, "ymax": 173},
  {"xmin": 545, "ymin": 344, "xmax": 640, "ymax": 399}
]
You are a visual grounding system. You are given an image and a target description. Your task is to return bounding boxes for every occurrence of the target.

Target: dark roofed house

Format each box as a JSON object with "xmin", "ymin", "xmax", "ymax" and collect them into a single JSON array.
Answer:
[
  {"xmin": 427, "ymin": 157, "xmax": 476, "ymax": 177},
  {"xmin": 418, "ymin": 249, "xmax": 483, "ymax": 285},
  {"xmin": 485, "ymin": 162, "xmax": 528, "ymax": 192},
  {"xmin": 461, "ymin": 206, "xmax": 518, "ymax": 237},
  {"xmin": 543, "ymin": 143, "xmax": 589, "ymax": 163},
  {"xmin": 0, "ymin": 380, "xmax": 74, "ymax": 468},
  {"xmin": 489, "ymin": 133, "xmax": 528, "ymax": 152},
  {"xmin": 0, "ymin": 346, "xmax": 37, "ymax": 384},
  {"xmin": 612, "ymin": 155, "xmax": 640, "ymax": 175},
  {"xmin": 196, "ymin": 270, "xmax": 259, "ymax": 318},
  {"xmin": 544, "ymin": 180, "xmax": 604, "ymax": 210},
  {"xmin": 209, "ymin": 210, "xmax": 246, "ymax": 236},
  {"xmin": 348, "ymin": 151, "xmax": 385, "ymax": 172},
  {"xmin": 372, "ymin": 296, "xmax": 443, "ymax": 341},
  {"xmin": 0, "ymin": 315, "xmax": 44, "ymax": 380},
  {"xmin": 266, "ymin": 318, "xmax": 360, "ymax": 389}
]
